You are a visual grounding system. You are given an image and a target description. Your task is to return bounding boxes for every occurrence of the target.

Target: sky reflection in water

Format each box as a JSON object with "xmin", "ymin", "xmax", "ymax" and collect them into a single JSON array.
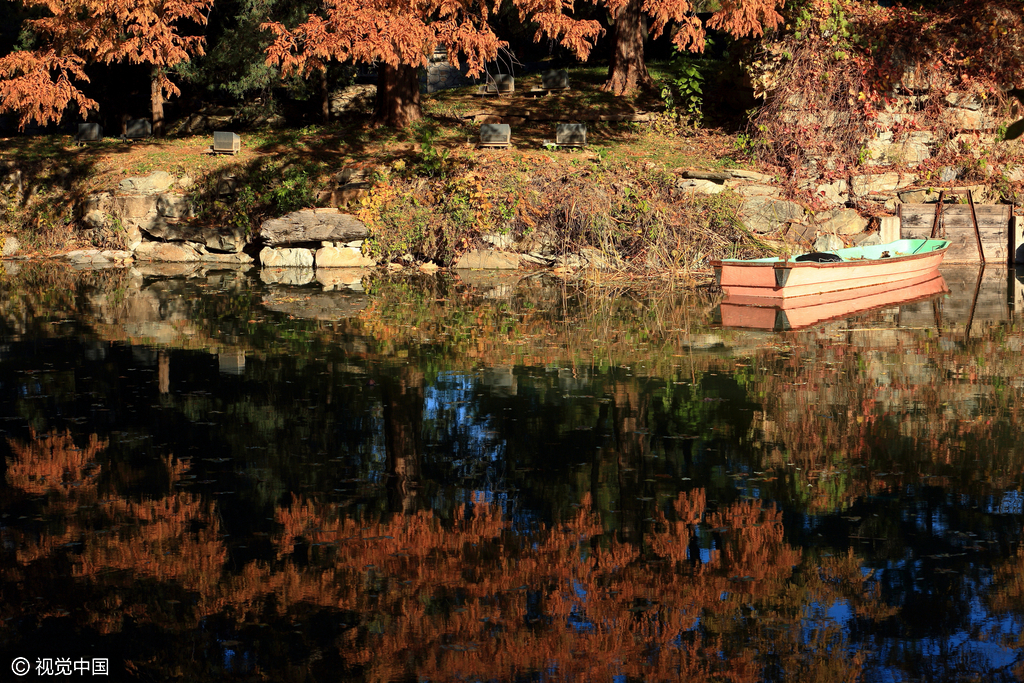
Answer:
[{"xmin": 0, "ymin": 263, "xmax": 1023, "ymax": 681}]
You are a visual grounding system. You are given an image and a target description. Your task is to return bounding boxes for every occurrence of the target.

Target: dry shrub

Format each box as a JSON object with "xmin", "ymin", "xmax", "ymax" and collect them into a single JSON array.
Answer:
[
  {"xmin": 747, "ymin": 0, "xmax": 1024, "ymax": 183},
  {"xmin": 358, "ymin": 153, "xmax": 776, "ymax": 272}
]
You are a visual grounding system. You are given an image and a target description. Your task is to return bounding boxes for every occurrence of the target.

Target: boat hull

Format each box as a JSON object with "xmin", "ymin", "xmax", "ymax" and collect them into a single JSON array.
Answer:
[
  {"xmin": 718, "ymin": 272, "xmax": 949, "ymax": 331},
  {"xmin": 711, "ymin": 239, "xmax": 949, "ymax": 300}
]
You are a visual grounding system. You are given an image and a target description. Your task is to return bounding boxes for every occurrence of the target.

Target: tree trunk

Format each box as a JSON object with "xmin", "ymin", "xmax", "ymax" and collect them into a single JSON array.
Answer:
[
  {"xmin": 381, "ymin": 367, "xmax": 424, "ymax": 514},
  {"xmin": 374, "ymin": 63, "xmax": 421, "ymax": 128},
  {"xmin": 603, "ymin": 0, "xmax": 653, "ymax": 97},
  {"xmin": 151, "ymin": 66, "xmax": 165, "ymax": 137},
  {"xmin": 319, "ymin": 69, "xmax": 330, "ymax": 125}
]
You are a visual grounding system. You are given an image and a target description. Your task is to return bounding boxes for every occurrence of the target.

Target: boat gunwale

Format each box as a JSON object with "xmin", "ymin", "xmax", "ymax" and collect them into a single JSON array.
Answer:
[{"xmin": 709, "ymin": 241, "xmax": 949, "ymax": 271}]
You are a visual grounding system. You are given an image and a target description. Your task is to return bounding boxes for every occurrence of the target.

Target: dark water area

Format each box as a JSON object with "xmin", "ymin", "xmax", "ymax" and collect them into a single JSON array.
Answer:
[{"xmin": 1, "ymin": 261, "xmax": 1024, "ymax": 682}]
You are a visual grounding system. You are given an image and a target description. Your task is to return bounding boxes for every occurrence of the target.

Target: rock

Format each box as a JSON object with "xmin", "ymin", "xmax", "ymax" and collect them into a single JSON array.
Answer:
[
  {"xmin": 80, "ymin": 192, "xmax": 113, "ymax": 229},
  {"xmin": 260, "ymin": 268, "xmax": 314, "ymax": 286},
  {"xmin": 950, "ymin": 184, "xmax": 987, "ymax": 197},
  {"xmin": 419, "ymin": 262, "xmax": 439, "ymax": 273},
  {"xmin": 948, "ymin": 107, "xmax": 997, "ymax": 130},
  {"xmin": 850, "ymin": 172, "xmax": 917, "ymax": 197},
  {"xmin": 738, "ymin": 196, "xmax": 805, "ymax": 234},
  {"xmin": 119, "ymin": 171, "xmax": 174, "ymax": 194},
  {"xmin": 866, "ymin": 132, "xmax": 932, "ymax": 166},
  {"xmin": 945, "ymin": 93, "xmax": 984, "ymax": 111},
  {"xmin": 483, "ymin": 232, "xmax": 516, "ymax": 250},
  {"xmin": 315, "ymin": 246, "xmax": 375, "ymax": 268},
  {"xmin": 260, "ymin": 247, "xmax": 315, "ymax": 268},
  {"xmin": 813, "ymin": 234, "xmax": 845, "ymax": 251},
  {"xmin": 2, "ymin": 235, "xmax": 20, "ymax": 257},
  {"xmin": 939, "ymin": 167, "xmax": 959, "ymax": 182},
  {"xmin": 216, "ymin": 176, "xmax": 238, "ymax": 196},
  {"xmin": 784, "ymin": 223, "xmax": 817, "ymax": 245},
  {"xmin": 579, "ymin": 246, "xmax": 623, "ymax": 271},
  {"xmin": 329, "ymin": 84, "xmax": 376, "ymax": 117},
  {"xmin": 815, "ymin": 180, "xmax": 848, "ymax": 204},
  {"xmin": 454, "ymin": 248, "xmax": 521, "ymax": 269},
  {"xmin": 729, "ymin": 169, "xmax": 775, "ymax": 182},
  {"xmin": 555, "ymin": 254, "xmax": 587, "ymax": 270},
  {"xmin": 898, "ymin": 189, "xmax": 941, "ymax": 203},
  {"xmin": 316, "ymin": 267, "xmax": 367, "ymax": 290},
  {"xmin": 64, "ymin": 249, "xmax": 132, "ymax": 265},
  {"xmin": 521, "ymin": 253, "xmax": 554, "ymax": 266},
  {"xmin": 178, "ymin": 175, "xmax": 195, "ymax": 190},
  {"xmin": 677, "ymin": 178, "xmax": 726, "ymax": 194},
  {"xmin": 193, "ymin": 245, "xmax": 253, "ymax": 265},
  {"xmin": 157, "ymin": 194, "xmax": 192, "ymax": 219},
  {"xmin": 682, "ymin": 170, "xmax": 732, "ymax": 181},
  {"xmin": 259, "ymin": 208, "xmax": 368, "ymax": 246},
  {"xmin": 733, "ymin": 184, "xmax": 781, "ymax": 197},
  {"xmin": 134, "ymin": 242, "xmax": 202, "ymax": 262},
  {"xmin": 816, "ymin": 208, "xmax": 868, "ymax": 235},
  {"xmin": 201, "ymin": 227, "xmax": 247, "ymax": 253},
  {"xmin": 853, "ymin": 232, "xmax": 882, "ymax": 247}
]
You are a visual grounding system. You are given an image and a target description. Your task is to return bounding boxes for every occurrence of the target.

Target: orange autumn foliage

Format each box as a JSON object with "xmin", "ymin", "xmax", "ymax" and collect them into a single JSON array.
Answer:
[{"xmin": 0, "ymin": 0, "xmax": 212, "ymax": 127}]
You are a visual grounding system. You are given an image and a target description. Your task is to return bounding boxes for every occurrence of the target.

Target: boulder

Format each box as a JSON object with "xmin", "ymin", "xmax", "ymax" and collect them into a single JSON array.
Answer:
[
  {"xmin": 682, "ymin": 170, "xmax": 732, "ymax": 181},
  {"xmin": 853, "ymin": 232, "xmax": 882, "ymax": 247},
  {"xmin": 482, "ymin": 232, "xmax": 516, "ymax": 250},
  {"xmin": 729, "ymin": 169, "xmax": 775, "ymax": 183},
  {"xmin": 69, "ymin": 249, "xmax": 133, "ymax": 268},
  {"xmin": 733, "ymin": 184, "xmax": 781, "ymax": 197},
  {"xmin": 898, "ymin": 189, "xmax": 941, "ymax": 204},
  {"xmin": 201, "ymin": 227, "xmax": 247, "ymax": 253},
  {"xmin": 315, "ymin": 246, "xmax": 375, "ymax": 268},
  {"xmin": 579, "ymin": 246, "xmax": 624, "ymax": 271},
  {"xmin": 195, "ymin": 247, "xmax": 253, "ymax": 265},
  {"xmin": 454, "ymin": 248, "xmax": 521, "ymax": 269},
  {"xmin": 738, "ymin": 196, "xmax": 805, "ymax": 234},
  {"xmin": 119, "ymin": 171, "xmax": 175, "ymax": 194},
  {"xmin": 260, "ymin": 247, "xmax": 315, "ymax": 268},
  {"xmin": 850, "ymin": 172, "xmax": 916, "ymax": 197},
  {"xmin": 157, "ymin": 194, "xmax": 192, "ymax": 219},
  {"xmin": 813, "ymin": 234, "xmax": 845, "ymax": 252},
  {"xmin": 258, "ymin": 208, "xmax": 368, "ymax": 246},
  {"xmin": 815, "ymin": 180, "xmax": 848, "ymax": 204},
  {"xmin": 948, "ymin": 107, "xmax": 997, "ymax": 130},
  {"xmin": 2, "ymin": 235, "xmax": 21, "ymax": 257},
  {"xmin": 134, "ymin": 242, "xmax": 202, "ymax": 262},
  {"xmin": 816, "ymin": 208, "xmax": 868, "ymax": 236},
  {"xmin": 677, "ymin": 179, "xmax": 726, "ymax": 194}
]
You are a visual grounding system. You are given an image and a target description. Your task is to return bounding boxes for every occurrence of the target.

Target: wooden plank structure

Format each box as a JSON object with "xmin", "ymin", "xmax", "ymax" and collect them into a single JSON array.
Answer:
[{"xmin": 897, "ymin": 193, "xmax": 1013, "ymax": 263}]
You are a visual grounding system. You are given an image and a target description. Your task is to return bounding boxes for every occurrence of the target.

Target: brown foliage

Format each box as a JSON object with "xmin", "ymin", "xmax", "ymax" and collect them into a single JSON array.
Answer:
[
  {"xmin": 0, "ymin": 0, "xmax": 213, "ymax": 127},
  {"xmin": 263, "ymin": 0, "xmax": 602, "ymax": 127}
]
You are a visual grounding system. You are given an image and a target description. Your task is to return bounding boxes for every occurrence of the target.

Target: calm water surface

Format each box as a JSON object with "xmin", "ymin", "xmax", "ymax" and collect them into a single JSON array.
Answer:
[{"xmin": 2, "ymin": 262, "xmax": 1024, "ymax": 682}]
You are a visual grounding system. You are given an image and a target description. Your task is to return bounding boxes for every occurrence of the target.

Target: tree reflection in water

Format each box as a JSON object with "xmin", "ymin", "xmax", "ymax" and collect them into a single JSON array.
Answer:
[{"xmin": 2, "ymin": 265, "xmax": 1024, "ymax": 681}]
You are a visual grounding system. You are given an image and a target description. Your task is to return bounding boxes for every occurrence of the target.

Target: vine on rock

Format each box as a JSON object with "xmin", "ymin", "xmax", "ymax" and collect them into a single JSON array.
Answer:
[{"xmin": 746, "ymin": 0, "xmax": 1024, "ymax": 189}]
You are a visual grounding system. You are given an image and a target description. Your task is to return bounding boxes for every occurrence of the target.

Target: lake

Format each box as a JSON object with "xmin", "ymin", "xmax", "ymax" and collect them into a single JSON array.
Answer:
[{"xmin": 1, "ymin": 261, "xmax": 1023, "ymax": 682}]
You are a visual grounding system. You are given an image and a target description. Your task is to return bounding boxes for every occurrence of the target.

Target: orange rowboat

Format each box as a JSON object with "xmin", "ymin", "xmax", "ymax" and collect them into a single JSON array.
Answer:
[
  {"xmin": 717, "ymin": 271, "xmax": 949, "ymax": 331},
  {"xmin": 711, "ymin": 239, "xmax": 950, "ymax": 300}
]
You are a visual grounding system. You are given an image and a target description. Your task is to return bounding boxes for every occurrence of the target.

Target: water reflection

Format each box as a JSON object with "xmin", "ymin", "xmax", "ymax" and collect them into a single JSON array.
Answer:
[{"xmin": 1, "ymin": 262, "xmax": 1023, "ymax": 681}]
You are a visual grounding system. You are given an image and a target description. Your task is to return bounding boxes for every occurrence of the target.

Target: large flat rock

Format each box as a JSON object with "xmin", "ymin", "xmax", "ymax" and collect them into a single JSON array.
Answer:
[{"xmin": 259, "ymin": 208, "xmax": 368, "ymax": 246}]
